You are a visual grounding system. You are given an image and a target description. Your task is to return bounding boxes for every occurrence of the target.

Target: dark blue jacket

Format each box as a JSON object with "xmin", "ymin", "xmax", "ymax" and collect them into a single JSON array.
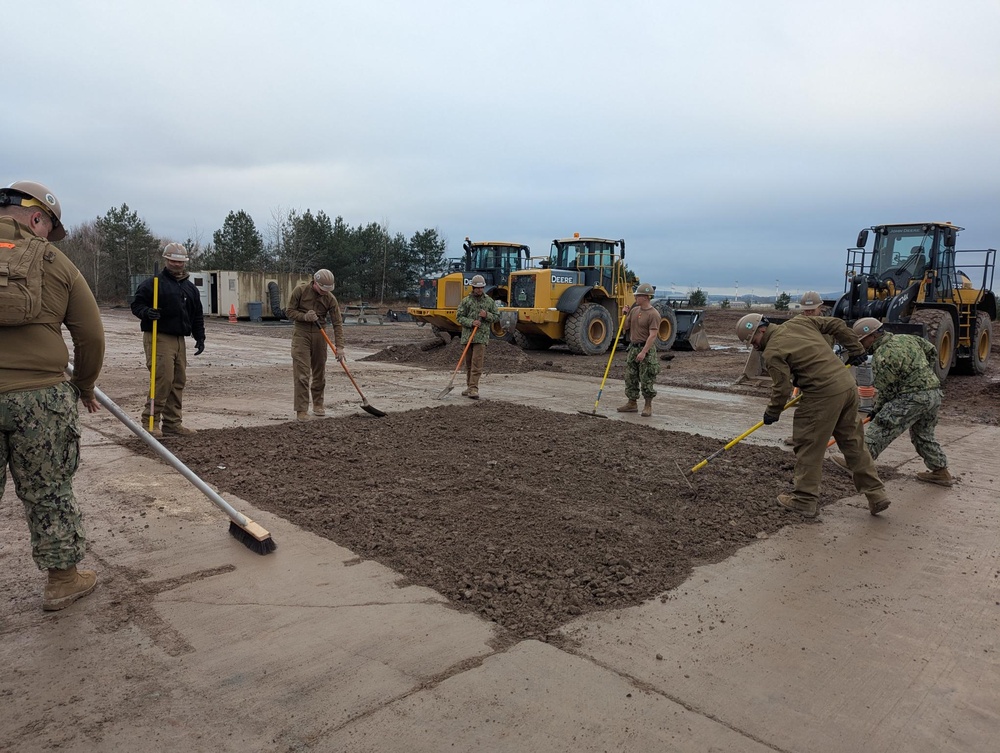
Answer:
[{"xmin": 131, "ymin": 270, "xmax": 205, "ymax": 342}]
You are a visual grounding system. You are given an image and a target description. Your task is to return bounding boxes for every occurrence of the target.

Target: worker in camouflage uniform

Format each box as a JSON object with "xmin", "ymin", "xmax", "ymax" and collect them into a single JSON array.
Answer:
[
  {"xmin": 456, "ymin": 275, "xmax": 500, "ymax": 399},
  {"xmin": 618, "ymin": 283, "xmax": 662, "ymax": 417},
  {"xmin": 0, "ymin": 180, "xmax": 105, "ymax": 611},
  {"xmin": 286, "ymin": 269, "xmax": 344, "ymax": 420},
  {"xmin": 832, "ymin": 318, "xmax": 953, "ymax": 487},
  {"xmin": 737, "ymin": 312, "xmax": 891, "ymax": 518}
]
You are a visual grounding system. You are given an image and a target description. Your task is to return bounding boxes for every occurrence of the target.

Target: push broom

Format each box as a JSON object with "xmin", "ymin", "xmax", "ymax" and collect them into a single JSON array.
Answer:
[
  {"xmin": 579, "ymin": 311, "xmax": 628, "ymax": 417},
  {"xmin": 69, "ymin": 368, "xmax": 276, "ymax": 554}
]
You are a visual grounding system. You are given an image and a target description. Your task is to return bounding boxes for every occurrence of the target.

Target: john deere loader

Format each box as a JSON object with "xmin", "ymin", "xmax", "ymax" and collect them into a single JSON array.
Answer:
[
  {"xmin": 831, "ymin": 222, "xmax": 996, "ymax": 380},
  {"xmin": 497, "ymin": 234, "xmax": 707, "ymax": 355},
  {"xmin": 408, "ymin": 238, "xmax": 530, "ymax": 341}
]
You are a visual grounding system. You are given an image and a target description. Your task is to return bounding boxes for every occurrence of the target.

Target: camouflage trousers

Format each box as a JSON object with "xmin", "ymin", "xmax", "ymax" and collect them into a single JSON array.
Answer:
[
  {"xmin": 624, "ymin": 344, "xmax": 660, "ymax": 400},
  {"xmin": 0, "ymin": 382, "xmax": 86, "ymax": 570},
  {"xmin": 866, "ymin": 388, "xmax": 947, "ymax": 470}
]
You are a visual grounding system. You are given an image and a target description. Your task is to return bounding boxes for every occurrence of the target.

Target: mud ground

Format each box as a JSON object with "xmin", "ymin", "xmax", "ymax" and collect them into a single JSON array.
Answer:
[{"xmin": 107, "ymin": 305, "xmax": 993, "ymax": 641}]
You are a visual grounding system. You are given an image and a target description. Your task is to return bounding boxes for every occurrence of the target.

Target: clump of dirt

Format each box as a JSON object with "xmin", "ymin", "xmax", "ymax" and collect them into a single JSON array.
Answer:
[{"xmin": 152, "ymin": 402, "xmax": 892, "ymax": 641}]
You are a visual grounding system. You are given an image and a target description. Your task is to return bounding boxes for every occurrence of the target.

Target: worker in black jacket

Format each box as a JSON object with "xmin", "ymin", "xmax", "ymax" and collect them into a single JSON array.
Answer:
[{"xmin": 130, "ymin": 243, "xmax": 205, "ymax": 436}]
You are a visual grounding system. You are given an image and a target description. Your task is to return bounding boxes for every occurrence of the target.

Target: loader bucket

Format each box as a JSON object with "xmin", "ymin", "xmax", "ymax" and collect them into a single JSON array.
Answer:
[
  {"xmin": 671, "ymin": 309, "xmax": 710, "ymax": 351},
  {"xmin": 736, "ymin": 347, "xmax": 769, "ymax": 385}
]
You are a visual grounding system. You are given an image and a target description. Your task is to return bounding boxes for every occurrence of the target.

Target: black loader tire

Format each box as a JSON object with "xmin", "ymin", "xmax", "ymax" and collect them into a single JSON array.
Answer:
[
  {"xmin": 910, "ymin": 309, "xmax": 955, "ymax": 382},
  {"xmin": 955, "ymin": 311, "xmax": 992, "ymax": 375},
  {"xmin": 564, "ymin": 302, "xmax": 614, "ymax": 355},
  {"xmin": 490, "ymin": 320, "xmax": 515, "ymax": 343},
  {"xmin": 651, "ymin": 300, "xmax": 678, "ymax": 351}
]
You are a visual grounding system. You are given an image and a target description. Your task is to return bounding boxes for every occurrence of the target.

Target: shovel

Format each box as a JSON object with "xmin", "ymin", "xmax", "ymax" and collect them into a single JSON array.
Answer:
[
  {"xmin": 578, "ymin": 310, "xmax": 628, "ymax": 417},
  {"xmin": 687, "ymin": 392, "xmax": 803, "ymax": 476},
  {"xmin": 316, "ymin": 323, "xmax": 386, "ymax": 417},
  {"xmin": 438, "ymin": 322, "xmax": 479, "ymax": 399}
]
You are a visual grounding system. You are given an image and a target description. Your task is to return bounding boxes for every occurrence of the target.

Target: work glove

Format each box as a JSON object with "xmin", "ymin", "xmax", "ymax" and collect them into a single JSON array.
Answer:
[
  {"xmin": 304, "ymin": 310, "xmax": 318, "ymax": 323},
  {"xmin": 847, "ymin": 353, "xmax": 868, "ymax": 367},
  {"xmin": 194, "ymin": 340, "xmax": 205, "ymax": 356},
  {"xmin": 146, "ymin": 308, "xmax": 161, "ymax": 320},
  {"xmin": 762, "ymin": 413, "xmax": 779, "ymax": 425},
  {"xmin": 335, "ymin": 350, "xmax": 346, "ymax": 363},
  {"xmin": 478, "ymin": 309, "xmax": 488, "ymax": 319}
]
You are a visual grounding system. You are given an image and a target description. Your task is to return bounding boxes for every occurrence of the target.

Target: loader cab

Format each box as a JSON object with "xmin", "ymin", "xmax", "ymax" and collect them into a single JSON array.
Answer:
[
  {"xmin": 862, "ymin": 223, "xmax": 960, "ymax": 296},
  {"xmin": 463, "ymin": 239, "xmax": 530, "ymax": 290},
  {"xmin": 550, "ymin": 236, "xmax": 624, "ymax": 290}
]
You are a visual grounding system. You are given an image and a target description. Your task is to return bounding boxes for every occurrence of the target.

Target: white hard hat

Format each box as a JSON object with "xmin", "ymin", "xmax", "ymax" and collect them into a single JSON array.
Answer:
[
  {"xmin": 314, "ymin": 269, "xmax": 336, "ymax": 291},
  {"xmin": 470, "ymin": 274, "xmax": 486, "ymax": 287},
  {"xmin": 163, "ymin": 242, "xmax": 189, "ymax": 261}
]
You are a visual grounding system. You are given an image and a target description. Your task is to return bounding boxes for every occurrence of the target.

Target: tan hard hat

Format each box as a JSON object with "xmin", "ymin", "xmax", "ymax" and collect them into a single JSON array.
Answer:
[
  {"xmin": 799, "ymin": 291, "xmax": 823, "ymax": 310},
  {"xmin": 853, "ymin": 317, "xmax": 883, "ymax": 338},
  {"xmin": 736, "ymin": 312, "xmax": 766, "ymax": 343},
  {"xmin": 635, "ymin": 282, "xmax": 655, "ymax": 296},
  {"xmin": 314, "ymin": 269, "xmax": 336, "ymax": 291},
  {"xmin": 1, "ymin": 180, "xmax": 65, "ymax": 241},
  {"xmin": 162, "ymin": 242, "xmax": 189, "ymax": 261},
  {"xmin": 470, "ymin": 274, "xmax": 486, "ymax": 287}
]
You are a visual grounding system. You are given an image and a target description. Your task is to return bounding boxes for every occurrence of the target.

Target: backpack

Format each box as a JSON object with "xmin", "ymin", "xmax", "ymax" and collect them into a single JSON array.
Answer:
[{"xmin": 0, "ymin": 235, "xmax": 57, "ymax": 326}]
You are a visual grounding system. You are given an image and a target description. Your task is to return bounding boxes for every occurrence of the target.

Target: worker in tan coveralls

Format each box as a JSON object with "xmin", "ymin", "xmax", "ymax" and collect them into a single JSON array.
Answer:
[
  {"xmin": 0, "ymin": 180, "xmax": 105, "ymax": 611},
  {"xmin": 286, "ymin": 269, "xmax": 344, "ymax": 420},
  {"xmin": 736, "ymin": 312, "xmax": 892, "ymax": 518}
]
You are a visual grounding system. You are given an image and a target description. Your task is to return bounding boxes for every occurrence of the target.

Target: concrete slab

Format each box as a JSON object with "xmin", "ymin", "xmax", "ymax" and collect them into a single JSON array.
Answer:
[{"xmin": 3, "ymin": 312, "xmax": 997, "ymax": 752}]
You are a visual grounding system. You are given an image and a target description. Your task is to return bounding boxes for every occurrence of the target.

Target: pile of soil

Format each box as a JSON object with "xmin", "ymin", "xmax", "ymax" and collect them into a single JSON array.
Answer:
[
  {"xmin": 158, "ymin": 402, "xmax": 888, "ymax": 642},
  {"xmin": 361, "ymin": 337, "xmax": 564, "ymax": 374}
]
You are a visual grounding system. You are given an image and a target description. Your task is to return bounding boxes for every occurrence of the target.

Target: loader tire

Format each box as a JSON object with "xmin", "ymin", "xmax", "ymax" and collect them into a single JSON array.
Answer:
[
  {"xmin": 954, "ymin": 311, "xmax": 992, "ymax": 375},
  {"xmin": 513, "ymin": 330, "xmax": 553, "ymax": 350},
  {"xmin": 651, "ymin": 301, "xmax": 679, "ymax": 351},
  {"xmin": 564, "ymin": 302, "xmax": 614, "ymax": 355},
  {"xmin": 490, "ymin": 320, "xmax": 515, "ymax": 343},
  {"xmin": 910, "ymin": 309, "xmax": 954, "ymax": 382}
]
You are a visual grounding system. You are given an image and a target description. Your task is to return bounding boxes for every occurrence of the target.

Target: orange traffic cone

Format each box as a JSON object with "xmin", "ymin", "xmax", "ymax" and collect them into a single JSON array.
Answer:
[{"xmin": 228, "ymin": 304, "xmax": 238, "ymax": 323}]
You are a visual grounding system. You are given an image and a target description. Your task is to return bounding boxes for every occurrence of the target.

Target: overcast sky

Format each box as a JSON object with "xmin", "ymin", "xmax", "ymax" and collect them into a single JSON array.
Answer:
[{"xmin": 7, "ymin": 1, "xmax": 999, "ymax": 297}]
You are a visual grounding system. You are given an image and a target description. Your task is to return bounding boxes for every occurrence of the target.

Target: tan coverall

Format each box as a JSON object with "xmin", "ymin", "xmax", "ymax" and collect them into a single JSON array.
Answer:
[
  {"xmin": 285, "ymin": 282, "xmax": 344, "ymax": 413},
  {"xmin": 761, "ymin": 316, "xmax": 888, "ymax": 507}
]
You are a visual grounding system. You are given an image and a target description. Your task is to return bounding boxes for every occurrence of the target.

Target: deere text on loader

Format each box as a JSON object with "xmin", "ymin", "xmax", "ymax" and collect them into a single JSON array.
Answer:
[
  {"xmin": 498, "ymin": 234, "xmax": 707, "ymax": 355},
  {"xmin": 408, "ymin": 238, "xmax": 530, "ymax": 342},
  {"xmin": 831, "ymin": 222, "xmax": 997, "ymax": 380}
]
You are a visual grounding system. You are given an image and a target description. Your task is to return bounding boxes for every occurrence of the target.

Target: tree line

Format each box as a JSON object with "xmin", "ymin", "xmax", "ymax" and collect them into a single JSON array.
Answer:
[{"xmin": 58, "ymin": 204, "xmax": 449, "ymax": 305}]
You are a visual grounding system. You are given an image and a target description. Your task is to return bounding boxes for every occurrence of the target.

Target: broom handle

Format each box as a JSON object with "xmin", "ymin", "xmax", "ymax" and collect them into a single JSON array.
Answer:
[
  {"xmin": 592, "ymin": 311, "xmax": 628, "ymax": 410},
  {"xmin": 148, "ymin": 277, "xmax": 158, "ymax": 432},
  {"xmin": 315, "ymin": 324, "xmax": 366, "ymax": 397},
  {"xmin": 689, "ymin": 392, "xmax": 803, "ymax": 474}
]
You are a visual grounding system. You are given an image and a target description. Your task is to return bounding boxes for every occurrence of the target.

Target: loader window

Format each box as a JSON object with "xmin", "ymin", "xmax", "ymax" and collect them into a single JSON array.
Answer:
[{"xmin": 871, "ymin": 226, "xmax": 932, "ymax": 278}]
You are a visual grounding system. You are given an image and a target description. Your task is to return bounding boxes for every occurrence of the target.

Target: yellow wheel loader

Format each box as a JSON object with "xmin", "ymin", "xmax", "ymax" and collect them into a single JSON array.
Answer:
[
  {"xmin": 498, "ymin": 234, "xmax": 706, "ymax": 355},
  {"xmin": 832, "ymin": 222, "xmax": 996, "ymax": 381},
  {"xmin": 408, "ymin": 238, "xmax": 530, "ymax": 342}
]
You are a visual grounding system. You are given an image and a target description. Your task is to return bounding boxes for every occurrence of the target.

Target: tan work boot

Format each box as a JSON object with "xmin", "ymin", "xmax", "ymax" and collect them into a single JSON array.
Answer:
[
  {"xmin": 783, "ymin": 436, "xmax": 795, "ymax": 447},
  {"xmin": 148, "ymin": 426, "xmax": 163, "ymax": 438},
  {"xmin": 43, "ymin": 566, "xmax": 97, "ymax": 611},
  {"xmin": 866, "ymin": 492, "xmax": 891, "ymax": 515},
  {"xmin": 916, "ymin": 467, "xmax": 954, "ymax": 487},
  {"xmin": 617, "ymin": 400, "xmax": 638, "ymax": 413},
  {"xmin": 467, "ymin": 387, "xmax": 479, "ymax": 400},
  {"xmin": 296, "ymin": 411, "xmax": 312, "ymax": 421},
  {"xmin": 776, "ymin": 493, "xmax": 818, "ymax": 518},
  {"xmin": 461, "ymin": 388, "xmax": 471, "ymax": 397},
  {"xmin": 640, "ymin": 398, "xmax": 653, "ymax": 417},
  {"xmin": 163, "ymin": 424, "xmax": 197, "ymax": 436},
  {"xmin": 312, "ymin": 404, "xmax": 326, "ymax": 416}
]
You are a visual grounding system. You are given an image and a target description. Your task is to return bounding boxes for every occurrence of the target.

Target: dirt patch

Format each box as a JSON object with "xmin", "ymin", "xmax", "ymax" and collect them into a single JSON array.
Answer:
[{"xmin": 149, "ymin": 402, "xmax": 894, "ymax": 642}]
